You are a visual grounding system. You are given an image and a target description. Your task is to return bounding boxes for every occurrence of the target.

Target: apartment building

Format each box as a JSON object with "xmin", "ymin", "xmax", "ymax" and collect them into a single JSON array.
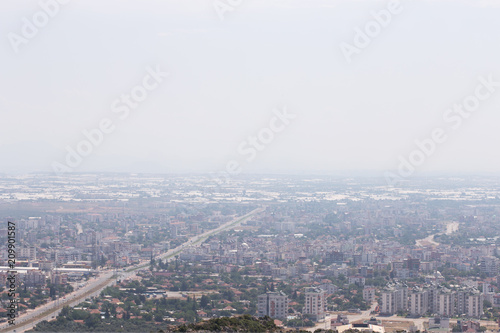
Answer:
[
  {"xmin": 363, "ymin": 286, "xmax": 376, "ymax": 303},
  {"xmin": 493, "ymin": 295, "xmax": 500, "ymax": 308},
  {"xmin": 304, "ymin": 287, "xmax": 326, "ymax": 321},
  {"xmin": 466, "ymin": 294, "xmax": 483, "ymax": 318},
  {"xmin": 409, "ymin": 289, "xmax": 428, "ymax": 316},
  {"xmin": 257, "ymin": 292, "xmax": 288, "ymax": 319},
  {"xmin": 436, "ymin": 292, "xmax": 454, "ymax": 317},
  {"xmin": 381, "ymin": 287, "xmax": 408, "ymax": 314},
  {"xmin": 480, "ymin": 257, "xmax": 499, "ymax": 276},
  {"xmin": 387, "ymin": 286, "xmax": 484, "ymax": 318}
]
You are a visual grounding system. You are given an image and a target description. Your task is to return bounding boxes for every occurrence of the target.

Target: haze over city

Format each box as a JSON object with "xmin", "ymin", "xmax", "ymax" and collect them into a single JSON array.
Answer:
[{"xmin": 2, "ymin": 0, "xmax": 500, "ymax": 175}]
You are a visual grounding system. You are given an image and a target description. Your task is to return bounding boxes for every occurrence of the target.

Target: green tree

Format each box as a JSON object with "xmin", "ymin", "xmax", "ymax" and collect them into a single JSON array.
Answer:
[{"xmin": 200, "ymin": 295, "xmax": 209, "ymax": 308}]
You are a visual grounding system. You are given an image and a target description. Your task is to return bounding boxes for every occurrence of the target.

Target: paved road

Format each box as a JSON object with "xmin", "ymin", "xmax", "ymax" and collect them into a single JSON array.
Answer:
[
  {"xmin": 126, "ymin": 207, "xmax": 264, "ymax": 273},
  {"xmin": 345, "ymin": 302, "xmax": 379, "ymax": 323},
  {"xmin": 0, "ymin": 271, "xmax": 115, "ymax": 333},
  {"xmin": 0, "ymin": 208, "xmax": 263, "ymax": 333}
]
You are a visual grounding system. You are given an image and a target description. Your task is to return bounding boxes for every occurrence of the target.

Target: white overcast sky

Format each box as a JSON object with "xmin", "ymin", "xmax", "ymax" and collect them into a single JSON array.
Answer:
[{"xmin": 1, "ymin": 0, "xmax": 500, "ymax": 176}]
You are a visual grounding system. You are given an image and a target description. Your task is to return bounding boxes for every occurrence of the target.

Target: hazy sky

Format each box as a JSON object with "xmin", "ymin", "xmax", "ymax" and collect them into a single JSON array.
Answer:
[{"xmin": 1, "ymin": 0, "xmax": 500, "ymax": 176}]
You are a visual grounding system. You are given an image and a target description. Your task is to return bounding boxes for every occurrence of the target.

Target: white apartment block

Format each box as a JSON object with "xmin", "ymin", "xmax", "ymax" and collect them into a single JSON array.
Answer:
[
  {"xmin": 455, "ymin": 291, "xmax": 483, "ymax": 317},
  {"xmin": 391, "ymin": 287, "xmax": 484, "ymax": 318},
  {"xmin": 19, "ymin": 246, "xmax": 37, "ymax": 261},
  {"xmin": 466, "ymin": 294, "xmax": 483, "ymax": 318},
  {"xmin": 409, "ymin": 290, "xmax": 428, "ymax": 316},
  {"xmin": 304, "ymin": 287, "xmax": 326, "ymax": 321},
  {"xmin": 363, "ymin": 287, "xmax": 376, "ymax": 303},
  {"xmin": 480, "ymin": 257, "xmax": 499, "ymax": 276},
  {"xmin": 492, "ymin": 295, "xmax": 500, "ymax": 308},
  {"xmin": 436, "ymin": 293, "xmax": 454, "ymax": 317},
  {"xmin": 381, "ymin": 287, "xmax": 408, "ymax": 314},
  {"xmin": 257, "ymin": 292, "xmax": 288, "ymax": 319}
]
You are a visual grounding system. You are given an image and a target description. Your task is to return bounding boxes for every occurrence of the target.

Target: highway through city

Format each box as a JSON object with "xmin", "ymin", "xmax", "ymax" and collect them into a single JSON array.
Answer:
[{"xmin": 0, "ymin": 208, "xmax": 263, "ymax": 333}]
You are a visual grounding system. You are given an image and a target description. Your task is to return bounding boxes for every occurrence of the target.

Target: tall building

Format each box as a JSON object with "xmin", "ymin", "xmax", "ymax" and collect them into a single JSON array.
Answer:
[
  {"xmin": 257, "ymin": 292, "xmax": 288, "ymax": 319},
  {"xmin": 404, "ymin": 258, "xmax": 421, "ymax": 272},
  {"xmin": 304, "ymin": 287, "xmax": 326, "ymax": 321},
  {"xmin": 436, "ymin": 292, "xmax": 454, "ymax": 317},
  {"xmin": 409, "ymin": 289, "xmax": 428, "ymax": 316},
  {"xmin": 456, "ymin": 291, "xmax": 483, "ymax": 317},
  {"xmin": 456, "ymin": 291, "xmax": 467, "ymax": 316},
  {"xmin": 324, "ymin": 251, "xmax": 344, "ymax": 265},
  {"xmin": 480, "ymin": 257, "xmax": 499, "ymax": 276},
  {"xmin": 384, "ymin": 285, "xmax": 483, "ymax": 318},
  {"xmin": 466, "ymin": 293, "xmax": 483, "ymax": 318},
  {"xmin": 29, "ymin": 246, "xmax": 37, "ymax": 261},
  {"xmin": 363, "ymin": 287, "xmax": 376, "ymax": 303},
  {"xmin": 492, "ymin": 295, "xmax": 500, "ymax": 308},
  {"xmin": 381, "ymin": 287, "xmax": 408, "ymax": 315},
  {"xmin": 427, "ymin": 288, "xmax": 438, "ymax": 314}
]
